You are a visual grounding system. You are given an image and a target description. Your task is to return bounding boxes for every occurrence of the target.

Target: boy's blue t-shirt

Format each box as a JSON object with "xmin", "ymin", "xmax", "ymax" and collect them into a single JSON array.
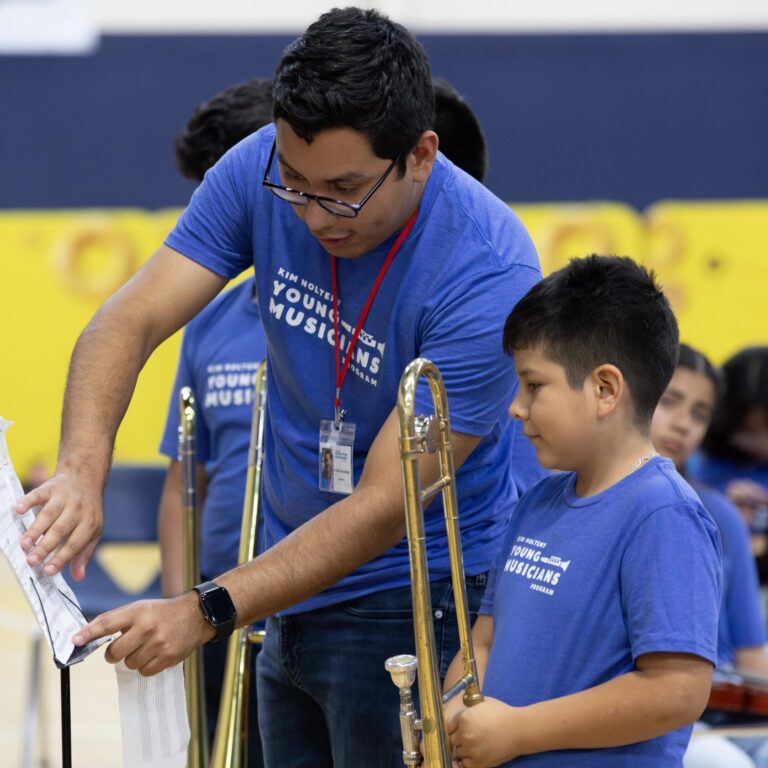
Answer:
[
  {"xmin": 693, "ymin": 482, "xmax": 765, "ymax": 666},
  {"xmin": 159, "ymin": 279, "xmax": 266, "ymax": 581},
  {"xmin": 479, "ymin": 457, "xmax": 722, "ymax": 767},
  {"xmin": 164, "ymin": 124, "xmax": 543, "ymax": 613}
]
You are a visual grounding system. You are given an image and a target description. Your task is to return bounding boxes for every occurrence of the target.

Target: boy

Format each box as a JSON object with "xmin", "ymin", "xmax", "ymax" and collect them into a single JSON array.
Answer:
[{"xmin": 444, "ymin": 255, "xmax": 721, "ymax": 767}]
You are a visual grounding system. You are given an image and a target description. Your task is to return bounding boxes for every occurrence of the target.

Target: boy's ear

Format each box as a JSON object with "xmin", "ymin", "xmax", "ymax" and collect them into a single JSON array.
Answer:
[
  {"xmin": 408, "ymin": 130, "xmax": 438, "ymax": 183},
  {"xmin": 590, "ymin": 364, "xmax": 624, "ymax": 418}
]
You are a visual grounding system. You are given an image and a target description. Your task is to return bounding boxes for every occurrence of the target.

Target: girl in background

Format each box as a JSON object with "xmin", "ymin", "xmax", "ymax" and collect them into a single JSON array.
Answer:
[
  {"xmin": 696, "ymin": 347, "xmax": 768, "ymax": 581},
  {"xmin": 652, "ymin": 343, "xmax": 768, "ymax": 768}
]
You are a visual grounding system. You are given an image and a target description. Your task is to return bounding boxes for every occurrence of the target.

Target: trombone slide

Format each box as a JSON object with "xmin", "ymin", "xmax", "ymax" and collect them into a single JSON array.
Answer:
[{"xmin": 385, "ymin": 358, "xmax": 484, "ymax": 767}]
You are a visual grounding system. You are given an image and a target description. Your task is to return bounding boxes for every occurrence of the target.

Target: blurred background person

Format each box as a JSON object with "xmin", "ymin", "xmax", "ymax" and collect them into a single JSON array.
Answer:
[
  {"xmin": 651, "ymin": 343, "xmax": 768, "ymax": 768},
  {"xmin": 158, "ymin": 76, "xmax": 273, "ymax": 767},
  {"xmin": 695, "ymin": 347, "xmax": 768, "ymax": 582}
]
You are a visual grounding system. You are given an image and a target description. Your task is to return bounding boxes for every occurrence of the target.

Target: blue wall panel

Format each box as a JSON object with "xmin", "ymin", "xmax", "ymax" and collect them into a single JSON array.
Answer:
[{"xmin": 1, "ymin": 33, "xmax": 767, "ymax": 209}]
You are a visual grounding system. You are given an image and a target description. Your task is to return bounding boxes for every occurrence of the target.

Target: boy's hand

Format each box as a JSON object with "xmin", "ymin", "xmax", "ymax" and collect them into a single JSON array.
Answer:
[{"xmin": 446, "ymin": 697, "xmax": 520, "ymax": 768}]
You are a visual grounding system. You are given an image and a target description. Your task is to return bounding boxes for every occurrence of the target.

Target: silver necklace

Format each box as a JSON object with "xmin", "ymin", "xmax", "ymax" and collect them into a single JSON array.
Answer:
[{"xmin": 631, "ymin": 452, "xmax": 659, "ymax": 473}]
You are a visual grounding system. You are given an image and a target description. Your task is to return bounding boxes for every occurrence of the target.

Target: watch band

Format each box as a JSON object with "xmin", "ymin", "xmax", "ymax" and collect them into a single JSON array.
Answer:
[{"xmin": 192, "ymin": 580, "xmax": 237, "ymax": 643}]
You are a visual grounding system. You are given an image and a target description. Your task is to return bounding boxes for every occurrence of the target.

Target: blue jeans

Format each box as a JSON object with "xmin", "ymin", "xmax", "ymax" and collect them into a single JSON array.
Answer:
[{"xmin": 256, "ymin": 572, "xmax": 487, "ymax": 768}]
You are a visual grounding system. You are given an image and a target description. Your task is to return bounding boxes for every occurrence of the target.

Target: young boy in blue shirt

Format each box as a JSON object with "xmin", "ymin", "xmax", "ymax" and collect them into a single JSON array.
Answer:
[{"xmin": 444, "ymin": 255, "xmax": 722, "ymax": 767}]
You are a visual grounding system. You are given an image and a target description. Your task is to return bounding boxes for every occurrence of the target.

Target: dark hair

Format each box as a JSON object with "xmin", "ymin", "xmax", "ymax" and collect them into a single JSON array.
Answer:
[
  {"xmin": 703, "ymin": 346, "xmax": 768, "ymax": 459},
  {"xmin": 272, "ymin": 7, "xmax": 433, "ymax": 174},
  {"xmin": 676, "ymin": 343, "xmax": 723, "ymax": 397},
  {"xmin": 432, "ymin": 78, "xmax": 488, "ymax": 182},
  {"xmin": 175, "ymin": 78, "xmax": 274, "ymax": 182},
  {"xmin": 503, "ymin": 255, "xmax": 679, "ymax": 426}
]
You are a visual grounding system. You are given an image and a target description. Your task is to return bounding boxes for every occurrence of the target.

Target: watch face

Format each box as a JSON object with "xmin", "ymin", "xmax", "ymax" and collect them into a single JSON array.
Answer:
[{"xmin": 201, "ymin": 586, "xmax": 237, "ymax": 625}]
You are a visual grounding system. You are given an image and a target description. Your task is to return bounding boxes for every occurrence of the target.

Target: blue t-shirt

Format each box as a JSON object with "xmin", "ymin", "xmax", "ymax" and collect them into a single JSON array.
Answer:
[
  {"xmin": 165, "ymin": 123, "xmax": 542, "ymax": 614},
  {"xmin": 693, "ymin": 482, "xmax": 765, "ymax": 666},
  {"xmin": 159, "ymin": 279, "xmax": 267, "ymax": 580},
  {"xmin": 691, "ymin": 453, "xmax": 768, "ymax": 495},
  {"xmin": 479, "ymin": 457, "xmax": 721, "ymax": 767}
]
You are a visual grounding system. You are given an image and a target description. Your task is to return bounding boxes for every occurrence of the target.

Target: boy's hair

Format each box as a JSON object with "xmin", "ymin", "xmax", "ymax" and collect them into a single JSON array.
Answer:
[
  {"xmin": 432, "ymin": 78, "xmax": 488, "ymax": 182},
  {"xmin": 677, "ymin": 343, "xmax": 723, "ymax": 398},
  {"xmin": 175, "ymin": 78, "xmax": 274, "ymax": 182},
  {"xmin": 703, "ymin": 346, "xmax": 768, "ymax": 459},
  {"xmin": 503, "ymin": 255, "xmax": 679, "ymax": 426},
  {"xmin": 272, "ymin": 7, "xmax": 433, "ymax": 174}
]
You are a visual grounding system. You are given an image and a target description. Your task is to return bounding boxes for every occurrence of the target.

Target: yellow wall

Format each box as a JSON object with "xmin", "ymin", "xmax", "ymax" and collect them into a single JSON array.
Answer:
[{"xmin": 1, "ymin": 201, "xmax": 766, "ymax": 477}]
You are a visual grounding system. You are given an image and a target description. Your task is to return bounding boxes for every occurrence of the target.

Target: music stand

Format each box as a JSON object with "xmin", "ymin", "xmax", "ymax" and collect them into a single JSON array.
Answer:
[{"xmin": 29, "ymin": 577, "xmax": 99, "ymax": 768}]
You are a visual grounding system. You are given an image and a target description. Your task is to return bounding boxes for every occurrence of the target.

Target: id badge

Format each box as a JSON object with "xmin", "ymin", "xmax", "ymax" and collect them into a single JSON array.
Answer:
[{"xmin": 319, "ymin": 420, "xmax": 356, "ymax": 495}]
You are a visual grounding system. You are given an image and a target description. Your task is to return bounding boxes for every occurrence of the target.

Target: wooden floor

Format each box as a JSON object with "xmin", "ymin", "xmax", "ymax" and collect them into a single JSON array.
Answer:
[{"xmin": 0, "ymin": 556, "xmax": 123, "ymax": 767}]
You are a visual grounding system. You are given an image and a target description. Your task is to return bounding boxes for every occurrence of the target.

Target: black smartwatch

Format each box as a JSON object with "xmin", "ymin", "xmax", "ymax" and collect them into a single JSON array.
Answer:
[{"xmin": 192, "ymin": 581, "xmax": 237, "ymax": 643}]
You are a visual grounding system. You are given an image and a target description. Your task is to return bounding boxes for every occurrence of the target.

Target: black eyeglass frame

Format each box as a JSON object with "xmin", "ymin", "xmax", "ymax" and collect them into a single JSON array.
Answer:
[{"xmin": 261, "ymin": 140, "xmax": 399, "ymax": 219}]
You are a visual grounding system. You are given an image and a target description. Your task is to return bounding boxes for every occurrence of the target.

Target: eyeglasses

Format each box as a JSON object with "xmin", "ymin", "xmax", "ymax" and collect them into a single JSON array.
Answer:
[{"xmin": 262, "ymin": 140, "xmax": 399, "ymax": 219}]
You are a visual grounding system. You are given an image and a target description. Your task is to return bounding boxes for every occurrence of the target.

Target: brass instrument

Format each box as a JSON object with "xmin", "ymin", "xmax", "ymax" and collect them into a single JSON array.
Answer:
[
  {"xmin": 180, "ymin": 386, "xmax": 209, "ymax": 768},
  {"xmin": 385, "ymin": 358, "xmax": 484, "ymax": 767},
  {"xmin": 210, "ymin": 361, "xmax": 268, "ymax": 768}
]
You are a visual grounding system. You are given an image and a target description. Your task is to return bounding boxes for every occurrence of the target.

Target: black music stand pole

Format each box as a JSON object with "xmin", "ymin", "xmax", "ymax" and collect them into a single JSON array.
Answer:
[{"xmin": 60, "ymin": 666, "xmax": 72, "ymax": 768}]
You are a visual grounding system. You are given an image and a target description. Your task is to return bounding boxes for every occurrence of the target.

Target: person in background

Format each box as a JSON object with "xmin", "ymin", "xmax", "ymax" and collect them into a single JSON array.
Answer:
[
  {"xmin": 695, "ymin": 347, "xmax": 768, "ymax": 581},
  {"xmin": 651, "ymin": 342, "xmax": 768, "ymax": 768},
  {"xmin": 158, "ymin": 77, "xmax": 273, "ymax": 766},
  {"xmin": 432, "ymin": 77, "xmax": 488, "ymax": 183}
]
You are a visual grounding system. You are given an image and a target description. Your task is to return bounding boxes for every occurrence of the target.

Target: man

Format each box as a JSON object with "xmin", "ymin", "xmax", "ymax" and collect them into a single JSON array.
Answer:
[{"xmin": 17, "ymin": 9, "xmax": 541, "ymax": 766}]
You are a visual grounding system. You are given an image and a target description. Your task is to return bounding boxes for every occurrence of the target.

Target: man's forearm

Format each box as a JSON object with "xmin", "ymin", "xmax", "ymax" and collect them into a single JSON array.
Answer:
[
  {"xmin": 217, "ymin": 479, "xmax": 405, "ymax": 624},
  {"xmin": 57, "ymin": 302, "xmax": 152, "ymax": 480},
  {"xmin": 158, "ymin": 460, "xmax": 186, "ymax": 597},
  {"xmin": 213, "ymin": 410, "xmax": 479, "ymax": 627},
  {"xmin": 16, "ymin": 248, "xmax": 228, "ymax": 577}
]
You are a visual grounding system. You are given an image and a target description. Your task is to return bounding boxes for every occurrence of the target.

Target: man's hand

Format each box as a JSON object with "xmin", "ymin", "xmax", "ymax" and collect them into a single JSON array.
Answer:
[
  {"xmin": 16, "ymin": 471, "xmax": 104, "ymax": 580},
  {"xmin": 72, "ymin": 592, "xmax": 215, "ymax": 676},
  {"xmin": 446, "ymin": 697, "xmax": 519, "ymax": 768}
]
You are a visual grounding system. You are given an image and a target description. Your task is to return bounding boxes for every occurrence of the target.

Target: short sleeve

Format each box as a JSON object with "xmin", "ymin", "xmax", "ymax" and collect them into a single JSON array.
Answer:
[
  {"xmin": 479, "ymin": 516, "xmax": 519, "ymax": 615},
  {"xmin": 721, "ymin": 499, "xmax": 766, "ymax": 650},
  {"xmin": 158, "ymin": 328, "xmax": 211, "ymax": 465},
  {"xmin": 621, "ymin": 503, "xmax": 722, "ymax": 664},
  {"xmin": 164, "ymin": 131, "xmax": 267, "ymax": 279},
  {"xmin": 415, "ymin": 261, "xmax": 540, "ymax": 436}
]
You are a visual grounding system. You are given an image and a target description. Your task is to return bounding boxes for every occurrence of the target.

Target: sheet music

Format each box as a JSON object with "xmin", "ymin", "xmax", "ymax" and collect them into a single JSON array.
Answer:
[
  {"xmin": 116, "ymin": 660, "xmax": 190, "ymax": 768},
  {"xmin": 0, "ymin": 417, "xmax": 104, "ymax": 667}
]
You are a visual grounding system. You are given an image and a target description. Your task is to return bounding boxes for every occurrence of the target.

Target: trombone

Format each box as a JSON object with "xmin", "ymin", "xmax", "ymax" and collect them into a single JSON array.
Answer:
[
  {"xmin": 385, "ymin": 358, "xmax": 484, "ymax": 767},
  {"xmin": 180, "ymin": 386, "xmax": 209, "ymax": 768},
  {"xmin": 210, "ymin": 360, "xmax": 268, "ymax": 768}
]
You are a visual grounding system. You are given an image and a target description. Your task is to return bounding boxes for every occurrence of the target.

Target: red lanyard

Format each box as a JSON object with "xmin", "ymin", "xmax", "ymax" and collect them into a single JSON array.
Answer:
[{"xmin": 331, "ymin": 208, "xmax": 419, "ymax": 426}]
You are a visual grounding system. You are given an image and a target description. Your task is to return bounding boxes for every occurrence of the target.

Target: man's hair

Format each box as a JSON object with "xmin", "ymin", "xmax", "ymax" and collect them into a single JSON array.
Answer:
[
  {"xmin": 503, "ymin": 255, "xmax": 679, "ymax": 426},
  {"xmin": 175, "ymin": 78, "xmax": 274, "ymax": 182},
  {"xmin": 432, "ymin": 78, "xmax": 488, "ymax": 182},
  {"xmin": 272, "ymin": 7, "xmax": 433, "ymax": 174},
  {"xmin": 703, "ymin": 346, "xmax": 768, "ymax": 459}
]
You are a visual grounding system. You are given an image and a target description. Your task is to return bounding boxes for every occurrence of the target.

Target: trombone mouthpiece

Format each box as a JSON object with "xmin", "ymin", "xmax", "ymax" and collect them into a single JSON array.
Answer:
[{"xmin": 385, "ymin": 655, "xmax": 418, "ymax": 689}]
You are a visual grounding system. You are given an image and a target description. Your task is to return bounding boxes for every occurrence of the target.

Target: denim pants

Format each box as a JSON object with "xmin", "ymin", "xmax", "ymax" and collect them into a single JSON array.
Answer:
[
  {"xmin": 256, "ymin": 572, "xmax": 487, "ymax": 768},
  {"xmin": 203, "ymin": 634, "xmax": 263, "ymax": 767}
]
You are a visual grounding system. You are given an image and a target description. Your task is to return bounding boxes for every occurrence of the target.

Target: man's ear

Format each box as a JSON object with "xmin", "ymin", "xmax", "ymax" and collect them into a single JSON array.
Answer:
[
  {"xmin": 408, "ymin": 130, "xmax": 438, "ymax": 183},
  {"xmin": 591, "ymin": 364, "xmax": 624, "ymax": 418}
]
